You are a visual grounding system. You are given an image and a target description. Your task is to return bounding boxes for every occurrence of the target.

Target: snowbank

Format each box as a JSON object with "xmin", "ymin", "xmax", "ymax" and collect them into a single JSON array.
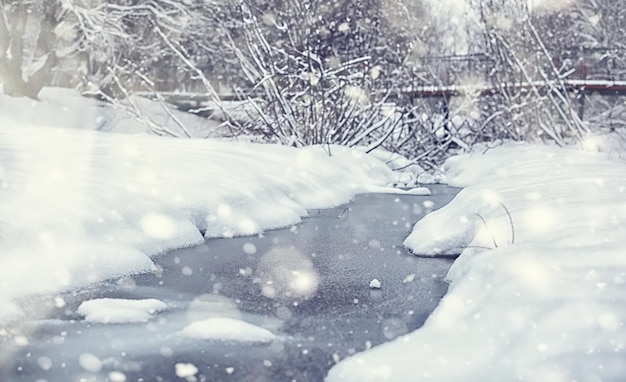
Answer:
[
  {"xmin": 0, "ymin": 111, "xmax": 392, "ymax": 324},
  {"xmin": 328, "ymin": 143, "xmax": 626, "ymax": 381},
  {"xmin": 180, "ymin": 317, "xmax": 276, "ymax": 343},
  {"xmin": 78, "ymin": 298, "xmax": 167, "ymax": 323},
  {"xmin": 0, "ymin": 87, "xmax": 221, "ymax": 137}
]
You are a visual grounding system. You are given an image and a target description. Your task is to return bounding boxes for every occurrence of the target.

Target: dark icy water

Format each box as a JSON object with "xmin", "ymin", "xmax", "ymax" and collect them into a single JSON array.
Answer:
[{"xmin": 1, "ymin": 185, "xmax": 460, "ymax": 382}]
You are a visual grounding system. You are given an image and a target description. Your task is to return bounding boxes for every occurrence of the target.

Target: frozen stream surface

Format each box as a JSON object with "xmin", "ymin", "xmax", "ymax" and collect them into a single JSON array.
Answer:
[{"xmin": 1, "ymin": 185, "xmax": 459, "ymax": 382}]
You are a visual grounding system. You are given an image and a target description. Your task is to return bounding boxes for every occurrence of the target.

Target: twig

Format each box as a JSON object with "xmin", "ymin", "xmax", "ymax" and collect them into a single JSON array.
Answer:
[{"xmin": 499, "ymin": 202, "xmax": 515, "ymax": 245}]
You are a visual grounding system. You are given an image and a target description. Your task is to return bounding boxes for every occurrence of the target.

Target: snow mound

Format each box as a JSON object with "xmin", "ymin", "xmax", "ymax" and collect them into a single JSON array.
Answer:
[
  {"xmin": 328, "ymin": 144, "xmax": 626, "ymax": 381},
  {"xmin": 180, "ymin": 317, "xmax": 276, "ymax": 343},
  {"xmin": 78, "ymin": 298, "xmax": 167, "ymax": 323}
]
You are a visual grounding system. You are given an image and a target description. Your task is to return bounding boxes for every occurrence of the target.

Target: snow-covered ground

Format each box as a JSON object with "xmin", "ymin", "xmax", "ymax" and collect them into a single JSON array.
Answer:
[
  {"xmin": 0, "ymin": 88, "xmax": 395, "ymax": 324},
  {"xmin": 2, "ymin": 87, "xmax": 626, "ymax": 380},
  {"xmin": 328, "ymin": 140, "xmax": 626, "ymax": 381},
  {"xmin": 0, "ymin": 87, "xmax": 223, "ymax": 138}
]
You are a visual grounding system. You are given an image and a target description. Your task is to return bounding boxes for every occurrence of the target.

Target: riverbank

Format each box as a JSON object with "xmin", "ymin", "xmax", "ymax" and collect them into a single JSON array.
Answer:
[{"xmin": 329, "ymin": 141, "xmax": 626, "ymax": 382}]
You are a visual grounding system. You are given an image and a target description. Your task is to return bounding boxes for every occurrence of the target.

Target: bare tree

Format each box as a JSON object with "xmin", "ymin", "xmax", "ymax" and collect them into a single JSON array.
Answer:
[
  {"xmin": 224, "ymin": 0, "xmax": 416, "ymax": 153},
  {"xmin": 0, "ymin": 0, "xmax": 60, "ymax": 98}
]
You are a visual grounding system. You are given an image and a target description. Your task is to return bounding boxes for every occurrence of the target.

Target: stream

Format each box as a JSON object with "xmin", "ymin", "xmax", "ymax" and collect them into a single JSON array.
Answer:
[{"xmin": 1, "ymin": 185, "xmax": 460, "ymax": 382}]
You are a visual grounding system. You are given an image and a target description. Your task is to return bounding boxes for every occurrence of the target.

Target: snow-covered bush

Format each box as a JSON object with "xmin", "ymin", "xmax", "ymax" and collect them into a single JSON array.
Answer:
[{"xmin": 226, "ymin": 0, "xmax": 411, "ymax": 153}]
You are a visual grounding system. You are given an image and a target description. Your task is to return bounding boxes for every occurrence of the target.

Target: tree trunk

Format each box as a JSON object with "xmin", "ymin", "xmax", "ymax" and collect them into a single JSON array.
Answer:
[{"xmin": 0, "ymin": 1, "xmax": 57, "ymax": 99}]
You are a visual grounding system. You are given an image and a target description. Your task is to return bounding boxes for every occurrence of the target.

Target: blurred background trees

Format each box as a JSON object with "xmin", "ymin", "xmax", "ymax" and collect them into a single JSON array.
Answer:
[
  {"xmin": 1, "ymin": 0, "xmax": 624, "ymax": 165},
  {"xmin": 0, "ymin": 0, "xmax": 59, "ymax": 98}
]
